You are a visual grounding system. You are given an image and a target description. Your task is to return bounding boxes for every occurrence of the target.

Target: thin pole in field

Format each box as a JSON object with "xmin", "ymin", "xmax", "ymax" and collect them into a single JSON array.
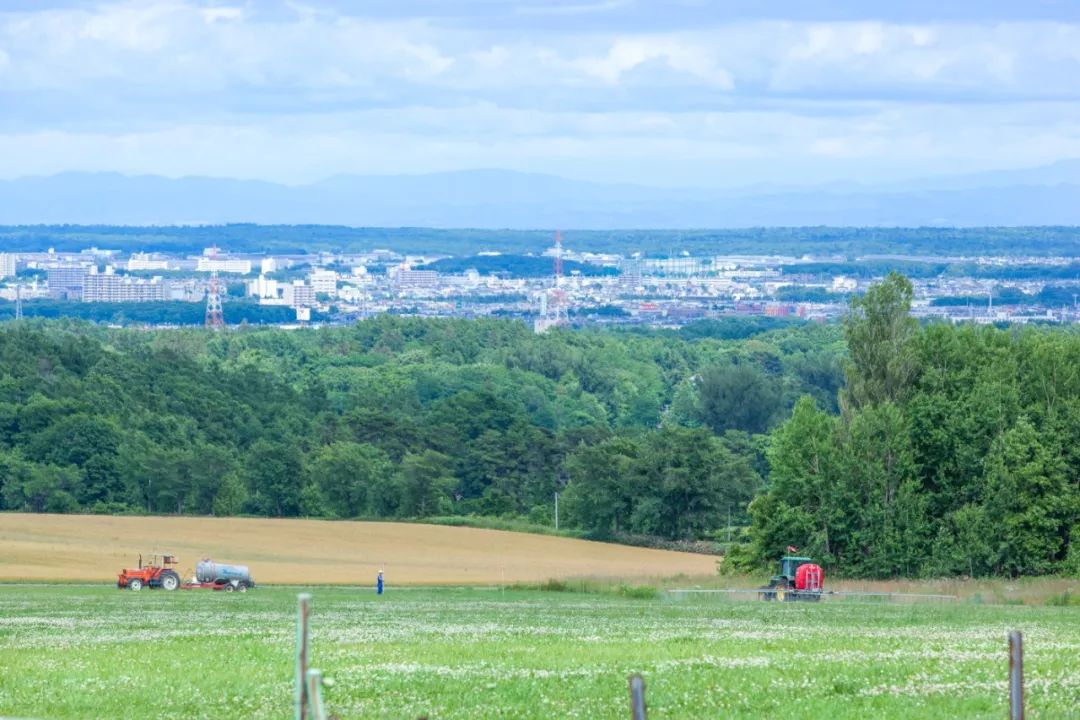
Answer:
[
  {"xmin": 555, "ymin": 491, "xmax": 559, "ymax": 530},
  {"xmin": 296, "ymin": 593, "xmax": 312, "ymax": 720},
  {"xmin": 628, "ymin": 674, "xmax": 647, "ymax": 720},
  {"xmin": 1009, "ymin": 630, "xmax": 1024, "ymax": 720},
  {"xmin": 306, "ymin": 669, "xmax": 329, "ymax": 720}
]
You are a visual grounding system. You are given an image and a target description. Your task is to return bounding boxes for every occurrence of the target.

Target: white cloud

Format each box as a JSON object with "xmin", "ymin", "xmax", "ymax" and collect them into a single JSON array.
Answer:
[{"xmin": 1, "ymin": 1, "xmax": 1080, "ymax": 185}]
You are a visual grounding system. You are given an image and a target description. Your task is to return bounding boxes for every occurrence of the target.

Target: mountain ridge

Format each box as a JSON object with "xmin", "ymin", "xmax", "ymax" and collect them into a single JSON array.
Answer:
[{"xmin": 2, "ymin": 164, "xmax": 1079, "ymax": 228}]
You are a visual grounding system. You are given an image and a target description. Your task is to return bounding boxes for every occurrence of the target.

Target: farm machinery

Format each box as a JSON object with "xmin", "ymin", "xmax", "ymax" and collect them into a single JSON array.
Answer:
[
  {"xmin": 758, "ymin": 554, "xmax": 824, "ymax": 602},
  {"xmin": 117, "ymin": 553, "xmax": 182, "ymax": 591},
  {"xmin": 118, "ymin": 554, "xmax": 255, "ymax": 592}
]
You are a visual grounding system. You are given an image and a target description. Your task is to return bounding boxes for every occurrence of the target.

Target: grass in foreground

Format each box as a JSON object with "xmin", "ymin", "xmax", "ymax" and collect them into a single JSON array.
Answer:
[{"xmin": 1, "ymin": 585, "xmax": 1078, "ymax": 719}]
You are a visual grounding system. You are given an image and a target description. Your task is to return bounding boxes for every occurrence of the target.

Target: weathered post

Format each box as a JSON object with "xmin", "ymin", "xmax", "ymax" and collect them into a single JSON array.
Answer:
[
  {"xmin": 296, "ymin": 593, "xmax": 312, "ymax": 720},
  {"xmin": 1009, "ymin": 630, "xmax": 1024, "ymax": 720},
  {"xmin": 306, "ymin": 669, "xmax": 329, "ymax": 720},
  {"xmin": 628, "ymin": 673, "xmax": 647, "ymax": 720}
]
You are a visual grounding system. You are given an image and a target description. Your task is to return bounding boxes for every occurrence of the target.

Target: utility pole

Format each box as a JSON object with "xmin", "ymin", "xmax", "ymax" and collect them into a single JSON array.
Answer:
[{"xmin": 554, "ymin": 492, "xmax": 559, "ymax": 530}]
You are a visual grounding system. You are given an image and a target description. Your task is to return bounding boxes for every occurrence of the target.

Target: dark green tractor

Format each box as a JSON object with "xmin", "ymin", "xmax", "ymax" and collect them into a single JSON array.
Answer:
[{"xmin": 758, "ymin": 556, "xmax": 823, "ymax": 602}]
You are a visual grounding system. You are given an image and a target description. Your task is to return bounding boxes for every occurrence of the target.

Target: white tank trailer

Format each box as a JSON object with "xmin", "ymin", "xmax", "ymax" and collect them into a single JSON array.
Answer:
[{"xmin": 195, "ymin": 560, "xmax": 255, "ymax": 588}]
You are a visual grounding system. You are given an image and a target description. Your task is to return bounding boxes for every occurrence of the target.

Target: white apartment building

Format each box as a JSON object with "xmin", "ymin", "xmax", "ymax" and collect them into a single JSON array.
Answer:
[
  {"xmin": 247, "ymin": 275, "xmax": 281, "ymax": 300},
  {"xmin": 0, "ymin": 253, "xmax": 15, "ymax": 278},
  {"xmin": 392, "ymin": 268, "xmax": 438, "ymax": 289},
  {"xmin": 196, "ymin": 257, "xmax": 252, "ymax": 274},
  {"xmin": 126, "ymin": 253, "xmax": 169, "ymax": 271},
  {"xmin": 83, "ymin": 274, "xmax": 168, "ymax": 302},
  {"xmin": 309, "ymin": 269, "xmax": 337, "ymax": 296}
]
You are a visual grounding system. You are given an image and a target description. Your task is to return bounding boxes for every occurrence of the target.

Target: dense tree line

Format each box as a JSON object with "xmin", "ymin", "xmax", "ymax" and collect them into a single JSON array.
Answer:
[
  {"xmin": 740, "ymin": 274, "xmax": 1080, "ymax": 577},
  {"xmin": 2, "ymin": 225, "xmax": 1078, "ymax": 257},
  {"xmin": 0, "ymin": 300, "xmax": 303, "ymax": 325},
  {"xmin": 416, "ymin": 255, "xmax": 616, "ymax": 278},
  {"xmin": 3, "ymin": 285, "xmax": 1079, "ymax": 577},
  {"xmin": 0, "ymin": 317, "xmax": 842, "ymax": 537}
]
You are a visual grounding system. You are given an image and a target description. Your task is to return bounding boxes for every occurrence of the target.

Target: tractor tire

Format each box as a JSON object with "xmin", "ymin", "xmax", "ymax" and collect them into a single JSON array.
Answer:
[
  {"xmin": 224, "ymin": 583, "xmax": 235, "ymax": 592},
  {"xmin": 160, "ymin": 570, "xmax": 180, "ymax": 591},
  {"xmin": 128, "ymin": 578, "xmax": 143, "ymax": 591},
  {"xmin": 236, "ymin": 582, "xmax": 248, "ymax": 593}
]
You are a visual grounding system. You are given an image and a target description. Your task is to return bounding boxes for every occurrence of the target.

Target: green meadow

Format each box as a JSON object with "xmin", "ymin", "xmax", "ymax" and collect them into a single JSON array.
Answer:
[{"xmin": 1, "ymin": 585, "xmax": 1078, "ymax": 719}]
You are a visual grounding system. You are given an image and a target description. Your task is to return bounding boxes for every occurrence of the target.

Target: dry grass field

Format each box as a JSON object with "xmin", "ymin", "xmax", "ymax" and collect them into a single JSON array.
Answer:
[{"xmin": 0, "ymin": 513, "xmax": 718, "ymax": 584}]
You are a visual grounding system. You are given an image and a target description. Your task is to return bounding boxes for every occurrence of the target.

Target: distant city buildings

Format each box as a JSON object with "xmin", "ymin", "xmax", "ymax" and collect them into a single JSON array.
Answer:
[{"xmin": 0, "ymin": 244, "xmax": 1074, "ymax": 328}]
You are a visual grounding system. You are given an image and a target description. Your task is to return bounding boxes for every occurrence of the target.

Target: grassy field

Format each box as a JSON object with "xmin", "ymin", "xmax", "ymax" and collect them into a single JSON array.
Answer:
[
  {"xmin": 1, "ymin": 585, "xmax": 1078, "ymax": 719},
  {"xmin": 0, "ymin": 513, "xmax": 716, "ymax": 584}
]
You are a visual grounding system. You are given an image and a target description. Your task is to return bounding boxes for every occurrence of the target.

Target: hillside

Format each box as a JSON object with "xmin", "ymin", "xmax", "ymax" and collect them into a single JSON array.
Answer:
[{"xmin": 0, "ymin": 513, "xmax": 717, "ymax": 584}]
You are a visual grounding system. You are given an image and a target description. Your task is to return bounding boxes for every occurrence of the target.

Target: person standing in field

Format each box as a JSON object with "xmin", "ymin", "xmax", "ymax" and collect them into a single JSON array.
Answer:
[{"xmin": 377, "ymin": 568, "xmax": 384, "ymax": 595}]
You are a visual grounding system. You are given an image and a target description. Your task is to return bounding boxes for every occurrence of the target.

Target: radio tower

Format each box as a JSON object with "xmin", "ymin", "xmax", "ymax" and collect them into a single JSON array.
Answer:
[
  {"xmin": 14, "ymin": 284, "xmax": 22, "ymax": 320},
  {"xmin": 534, "ymin": 230, "xmax": 569, "ymax": 333},
  {"xmin": 204, "ymin": 271, "xmax": 224, "ymax": 329}
]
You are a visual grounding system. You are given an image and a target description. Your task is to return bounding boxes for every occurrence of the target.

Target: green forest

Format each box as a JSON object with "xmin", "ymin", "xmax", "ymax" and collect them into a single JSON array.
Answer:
[
  {"xmin": 1, "ymin": 276, "xmax": 1078, "ymax": 577},
  {"xmin": 3, "ymin": 224, "xmax": 1080, "ymax": 257}
]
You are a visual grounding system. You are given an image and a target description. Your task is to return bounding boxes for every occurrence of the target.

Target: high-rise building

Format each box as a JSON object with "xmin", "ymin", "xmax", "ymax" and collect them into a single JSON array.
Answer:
[
  {"xmin": 0, "ymin": 253, "xmax": 16, "ymax": 278},
  {"xmin": 291, "ymin": 281, "xmax": 316, "ymax": 307},
  {"xmin": 392, "ymin": 268, "xmax": 438, "ymax": 289},
  {"xmin": 83, "ymin": 274, "xmax": 168, "ymax": 302},
  {"xmin": 308, "ymin": 269, "xmax": 337, "ymax": 296},
  {"xmin": 47, "ymin": 264, "xmax": 90, "ymax": 299}
]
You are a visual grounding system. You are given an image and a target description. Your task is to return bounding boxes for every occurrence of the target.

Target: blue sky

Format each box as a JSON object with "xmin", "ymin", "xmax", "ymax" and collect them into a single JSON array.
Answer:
[{"xmin": 1, "ymin": 0, "xmax": 1079, "ymax": 187}]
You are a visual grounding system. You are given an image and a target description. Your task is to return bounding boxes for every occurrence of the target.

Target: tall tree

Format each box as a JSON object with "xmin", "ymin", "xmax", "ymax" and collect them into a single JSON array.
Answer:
[{"xmin": 842, "ymin": 272, "xmax": 919, "ymax": 411}]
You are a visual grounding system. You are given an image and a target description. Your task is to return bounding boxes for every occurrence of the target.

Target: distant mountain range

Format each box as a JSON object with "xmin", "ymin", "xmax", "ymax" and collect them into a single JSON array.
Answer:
[{"xmin": 2, "ymin": 161, "xmax": 1080, "ymax": 228}]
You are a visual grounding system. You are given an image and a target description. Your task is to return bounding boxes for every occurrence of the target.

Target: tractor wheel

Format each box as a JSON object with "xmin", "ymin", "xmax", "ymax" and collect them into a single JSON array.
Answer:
[
  {"xmin": 128, "ymin": 578, "xmax": 144, "ymax": 591},
  {"xmin": 160, "ymin": 571, "xmax": 180, "ymax": 591},
  {"xmin": 236, "ymin": 582, "xmax": 248, "ymax": 593},
  {"xmin": 224, "ymin": 583, "xmax": 235, "ymax": 592}
]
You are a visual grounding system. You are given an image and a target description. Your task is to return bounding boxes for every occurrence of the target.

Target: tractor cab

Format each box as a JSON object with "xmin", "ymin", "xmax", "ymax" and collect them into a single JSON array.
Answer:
[
  {"xmin": 760, "ymin": 555, "xmax": 824, "ymax": 601},
  {"xmin": 776, "ymin": 556, "xmax": 813, "ymax": 584}
]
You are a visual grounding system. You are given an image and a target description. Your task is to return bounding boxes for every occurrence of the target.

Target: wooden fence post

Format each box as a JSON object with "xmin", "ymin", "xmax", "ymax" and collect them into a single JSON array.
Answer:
[
  {"xmin": 307, "ymin": 668, "xmax": 329, "ymax": 720},
  {"xmin": 1009, "ymin": 630, "xmax": 1024, "ymax": 720},
  {"xmin": 296, "ymin": 593, "xmax": 312, "ymax": 720},
  {"xmin": 628, "ymin": 673, "xmax": 647, "ymax": 720}
]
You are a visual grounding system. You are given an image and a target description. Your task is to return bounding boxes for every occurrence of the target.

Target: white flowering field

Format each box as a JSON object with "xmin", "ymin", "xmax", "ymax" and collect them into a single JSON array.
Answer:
[{"xmin": 0, "ymin": 585, "xmax": 1077, "ymax": 719}]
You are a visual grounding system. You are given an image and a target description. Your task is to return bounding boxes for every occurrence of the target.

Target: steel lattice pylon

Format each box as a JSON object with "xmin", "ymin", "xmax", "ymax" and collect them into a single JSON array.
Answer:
[{"xmin": 205, "ymin": 271, "xmax": 224, "ymax": 329}]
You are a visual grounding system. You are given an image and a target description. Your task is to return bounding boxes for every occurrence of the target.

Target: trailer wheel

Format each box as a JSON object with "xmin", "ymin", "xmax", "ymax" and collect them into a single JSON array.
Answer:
[
  {"xmin": 224, "ymin": 583, "xmax": 235, "ymax": 592},
  {"xmin": 128, "ymin": 578, "xmax": 143, "ymax": 591},
  {"xmin": 160, "ymin": 571, "xmax": 180, "ymax": 591},
  {"xmin": 236, "ymin": 582, "xmax": 248, "ymax": 593}
]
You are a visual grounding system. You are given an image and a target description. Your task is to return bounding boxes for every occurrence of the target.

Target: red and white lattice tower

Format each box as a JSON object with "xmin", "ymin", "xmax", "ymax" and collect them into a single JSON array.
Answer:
[
  {"xmin": 535, "ymin": 230, "xmax": 570, "ymax": 332},
  {"xmin": 205, "ymin": 271, "xmax": 224, "ymax": 329}
]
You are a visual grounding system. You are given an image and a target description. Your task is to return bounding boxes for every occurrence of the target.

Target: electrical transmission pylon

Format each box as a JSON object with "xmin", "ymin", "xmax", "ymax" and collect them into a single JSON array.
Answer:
[
  {"xmin": 534, "ymin": 230, "xmax": 570, "ymax": 333},
  {"xmin": 204, "ymin": 271, "xmax": 224, "ymax": 329}
]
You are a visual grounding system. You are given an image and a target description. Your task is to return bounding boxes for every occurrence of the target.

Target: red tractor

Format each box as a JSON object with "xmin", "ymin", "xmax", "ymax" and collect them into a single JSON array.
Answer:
[
  {"xmin": 117, "ymin": 553, "xmax": 182, "ymax": 592},
  {"xmin": 759, "ymin": 554, "xmax": 824, "ymax": 602}
]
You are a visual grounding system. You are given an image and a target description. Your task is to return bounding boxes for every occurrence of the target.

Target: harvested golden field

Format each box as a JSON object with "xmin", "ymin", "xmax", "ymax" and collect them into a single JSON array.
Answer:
[{"xmin": 0, "ymin": 513, "xmax": 717, "ymax": 585}]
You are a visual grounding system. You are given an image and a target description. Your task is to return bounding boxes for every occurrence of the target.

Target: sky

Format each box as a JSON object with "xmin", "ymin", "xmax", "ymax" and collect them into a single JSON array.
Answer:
[{"xmin": 1, "ymin": 0, "xmax": 1080, "ymax": 187}]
